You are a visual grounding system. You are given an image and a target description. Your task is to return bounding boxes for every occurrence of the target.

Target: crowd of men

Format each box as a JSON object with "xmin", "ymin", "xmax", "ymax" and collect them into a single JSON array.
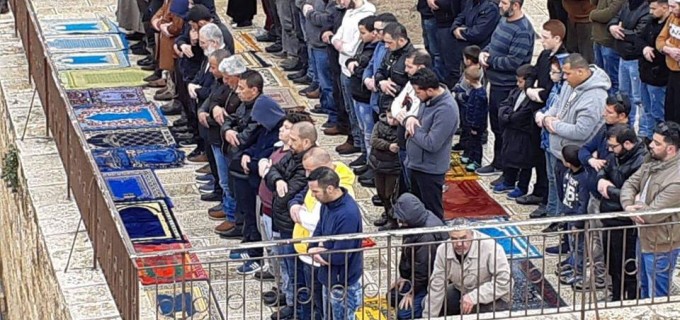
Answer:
[{"xmin": 111, "ymin": 0, "xmax": 680, "ymax": 318}]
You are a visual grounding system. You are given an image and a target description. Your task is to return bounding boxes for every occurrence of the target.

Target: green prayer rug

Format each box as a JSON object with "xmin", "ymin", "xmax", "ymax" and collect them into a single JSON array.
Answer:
[{"xmin": 59, "ymin": 68, "xmax": 151, "ymax": 89}]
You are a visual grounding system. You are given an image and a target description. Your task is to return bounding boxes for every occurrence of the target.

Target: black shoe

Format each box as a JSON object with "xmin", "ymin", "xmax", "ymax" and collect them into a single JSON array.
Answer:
[
  {"xmin": 253, "ymin": 270, "xmax": 276, "ymax": 282},
  {"xmin": 235, "ymin": 20, "xmax": 253, "ymax": 28},
  {"xmin": 378, "ymin": 219, "xmax": 399, "ymax": 231},
  {"xmin": 529, "ymin": 205, "xmax": 547, "ymax": 219},
  {"xmin": 217, "ymin": 227, "xmax": 243, "ymax": 239},
  {"xmin": 131, "ymin": 46, "xmax": 149, "ymax": 56},
  {"xmin": 476, "ymin": 165, "xmax": 502, "ymax": 176},
  {"xmin": 373, "ymin": 214, "xmax": 388, "ymax": 227},
  {"xmin": 321, "ymin": 121, "xmax": 334, "ymax": 129},
  {"xmin": 174, "ymin": 132, "xmax": 195, "ymax": 141},
  {"xmin": 545, "ymin": 239, "xmax": 570, "ymax": 255},
  {"xmin": 262, "ymin": 287, "xmax": 285, "ymax": 306},
  {"xmin": 187, "ymin": 147, "xmax": 203, "ymax": 158},
  {"xmin": 490, "ymin": 175, "xmax": 505, "ymax": 187},
  {"xmin": 349, "ymin": 153, "xmax": 367, "ymax": 168},
  {"xmin": 201, "ymin": 192, "xmax": 222, "ymax": 202},
  {"xmin": 542, "ymin": 222, "xmax": 561, "ymax": 233},
  {"xmin": 178, "ymin": 138, "xmax": 198, "ymax": 147},
  {"xmin": 298, "ymin": 84, "xmax": 320, "ymax": 96},
  {"xmin": 137, "ymin": 56, "xmax": 154, "ymax": 67},
  {"xmin": 125, "ymin": 32, "xmax": 145, "ymax": 41},
  {"xmin": 353, "ymin": 165, "xmax": 370, "ymax": 176},
  {"xmin": 143, "ymin": 70, "xmax": 162, "ymax": 82},
  {"xmin": 359, "ymin": 170, "xmax": 375, "ymax": 187},
  {"xmin": 371, "ymin": 195, "xmax": 383, "ymax": 207},
  {"xmin": 170, "ymin": 125, "xmax": 191, "ymax": 134},
  {"xmin": 451, "ymin": 143, "xmax": 464, "ymax": 151},
  {"xmin": 281, "ymin": 59, "xmax": 303, "ymax": 72},
  {"xmin": 270, "ymin": 306, "xmax": 294, "ymax": 320},
  {"xmin": 161, "ymin": 101, "xmax": 183, "ymax": 115},
  {"xmin": 292, "ymin": 75, "xmax": 312, "ymax": 85},
  {"xmin": 174, "ymin": 117, "xmax": 188, "ymax": 127},
  {"xmin": 310, "ymin": 107, "xmax": 328, "ymax": 115},
  {"xmin": 208, "ymin": 203, "xmax": 223, "ymax": 213},
  {"xmin": 0, "ymin": 4, "xmax": 9, "ymax": 14},
  {"xmin": 338, "ymin": 146, "xmax": 361, "ymax": 155},
  {"xmin": 256, "ymin": 33, "xmax": 277, "ymax": 42},
  {"xmin": 140, "ymin": 63, "xmax": 156, "ymax": 71},
  {"xmin": 287, "ymin": 69, "xmax": 306, "ymax": 80},
  {"xmin": 516, "ymin": 194, "xmax": 544, "ymax": 205},
  {"xmin": 265, "ymin": 42, "xmax": 283, "ymax": 53},
  {"xmin": 271, "ymin": 50, "xmax": 287, "ymax": 59}
]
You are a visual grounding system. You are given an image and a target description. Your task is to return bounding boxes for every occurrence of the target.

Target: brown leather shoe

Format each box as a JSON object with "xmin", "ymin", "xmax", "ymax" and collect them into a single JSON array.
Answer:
[
  {"xmin": 335, "ymin": 142, "xmax": 357, "ymax": 154},
  {"xmin": 195, "ymin": 164, "xmax": 211, "ymax": 174},
  {"xmin": 305, "ymin": 88, "xmax": 320, "ymax": 99},
  {"xmin": 323, "ymin": 126, "xmax": 349, "ymax": 136},
  {"xmin": 214, "ymin": 221, "xmax": 235, "ymax": 233},
  {"xmin": 146, "ymin": 78, "xmax": 166, "ymax": 88},
  {"xmin": 209, "ymin": 210, "xmax": 226, "ymax": 221},
  {"xmin": 188, "ymin": 153, "xmax": 208, "ymax": 163}
]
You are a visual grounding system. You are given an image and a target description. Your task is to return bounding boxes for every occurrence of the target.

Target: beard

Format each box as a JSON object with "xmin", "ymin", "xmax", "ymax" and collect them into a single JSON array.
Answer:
[
  {"xmin": 501, "ymin": 7, "xmax": 514, "ymax": 18},
  {"xmin": 204, "ymin": 46, "xmax": 215, "ymax": 57},
  {"xmin": 650, "ymin": 149, "xmax": 666, "ymax": 161}
]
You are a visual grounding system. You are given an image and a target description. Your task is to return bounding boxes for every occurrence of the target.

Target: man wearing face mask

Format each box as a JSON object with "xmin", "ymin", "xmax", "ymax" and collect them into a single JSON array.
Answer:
[{"xmin": 422, "ymin": 218, "xmax": 511, "ymax": 317}]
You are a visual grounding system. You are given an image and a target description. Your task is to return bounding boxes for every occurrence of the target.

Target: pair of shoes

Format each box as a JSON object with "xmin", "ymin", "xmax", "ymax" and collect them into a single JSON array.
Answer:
[
  {"xmin": 336, "ymin": 142, "xmax": 361, "ymax": 155},
  {"xmin": 506, "ymin": 188, "xmax": 526, "ymax": 200},
  {"xmin": 492, "ymin": 182, "xmax": 515, "ymax": 194},
  {"xmin": 476, "ymin": 165, "xmax": 502, "ymax": 176},
  {"xmin": 371, "ymin": 195, "xmax": 383, "ymax": 206},
  {"xmin": 354, "ymin": 165, "xmax": 370, "ymax": 176},
  {"xmin": 516, "ymin": 194, "xmax": 544, "ymax": 205},
  {"xmin": 214, "ymin": 221, "xmax": 235, "ymax": 233},
  {"xmin": 195, "ymin": 164, "xmax": 211, "ymax": 175},
  {"xmin": 236, "ymin": 260, "xmax": 263, "ymax": 275},
  {"xmin": 545, "ymin": 240, "xmax": 570, "ymax": 255},
  {"xmin": 349, "ymin": 153, "xmax": 367, "ymax": 168},
  {"xmin": 256, "ymin": 33, "xmax": 278, "ymax": 42},
  {"xmin": 253, "ymin": 270, "xmax": 276, "ymax": 282},
  {"xmin": 201, "ymin": 192, "xmax": 222, "ymax": 202}
]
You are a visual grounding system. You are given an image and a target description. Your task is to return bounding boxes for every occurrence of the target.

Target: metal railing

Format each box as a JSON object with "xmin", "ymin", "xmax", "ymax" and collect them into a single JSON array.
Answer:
[{"xmin": 135, "ymin": 209, "xmax": 680, "ymax": 319}]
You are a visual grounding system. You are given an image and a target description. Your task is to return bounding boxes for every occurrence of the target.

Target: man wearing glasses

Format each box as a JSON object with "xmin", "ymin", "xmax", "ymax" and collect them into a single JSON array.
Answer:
[{"xmin": 621, "ymin": 121, "xmax": 680, "ymax": 299}]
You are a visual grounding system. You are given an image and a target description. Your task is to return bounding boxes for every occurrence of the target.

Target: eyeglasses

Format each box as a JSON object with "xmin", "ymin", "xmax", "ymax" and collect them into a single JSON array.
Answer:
[
  {"xmin": 375, "ymin": 28, "xmax": 384, "ymax": 33},
  {"xmin": 607, "ymin": 143, "xmax": 621, "ymax": 149},
  {"xmin": 549, "ymin": 70, "xmax": 562, "ymax": 75}
]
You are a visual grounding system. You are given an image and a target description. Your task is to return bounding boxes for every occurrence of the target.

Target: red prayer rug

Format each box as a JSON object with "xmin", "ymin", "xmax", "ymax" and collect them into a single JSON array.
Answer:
[
  {"xmin": 134, "ymin": 241, "xmax": 209, "ymax": 285},
  {"xmin": 443, "ymin": 180, "xmax": 508, "ymax": 220}
]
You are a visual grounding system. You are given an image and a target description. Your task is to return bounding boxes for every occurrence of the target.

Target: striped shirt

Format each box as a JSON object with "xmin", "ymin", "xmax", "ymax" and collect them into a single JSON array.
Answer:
[{"xmin": 484, "ymin": 16, "xmax": 535, "ymax": 88}]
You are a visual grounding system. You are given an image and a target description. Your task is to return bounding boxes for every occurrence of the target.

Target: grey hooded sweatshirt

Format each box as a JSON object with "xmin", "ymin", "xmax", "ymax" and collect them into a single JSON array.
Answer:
[{"xmin": 545, "ymin": 65, "xmax": 610, "ymax": 160}]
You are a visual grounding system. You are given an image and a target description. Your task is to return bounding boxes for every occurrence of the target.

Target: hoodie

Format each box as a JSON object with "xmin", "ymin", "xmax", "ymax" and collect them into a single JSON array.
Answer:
[
  {"xmin": 233, "ymin": 96, "xmax": 284, "ymax": 175},
  {"xmin": 170, "ymin": 0, "xmax": 190, "ymax": 18},
  {"xmin": 251, "ymin": 95, "xmax": 285, "ymax": 131},
  {"xmin": 392, "ymin": 193, "xmax": 448, "ymax": 294},
  {"xmin": 545, "ymin": 66, "xmax": 610, "ymax": 160},
  {"xmin": 292, "ymin": 162, "xmax": 355, "ymax": 264},
  {"xmin": 331, "ymin": 1, "xmax": 376, "ymax": 77}
]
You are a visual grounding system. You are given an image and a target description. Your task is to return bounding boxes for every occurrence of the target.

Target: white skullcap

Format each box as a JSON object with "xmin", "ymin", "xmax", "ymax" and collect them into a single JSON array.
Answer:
[{"xmin": 218, "ymin": 55, "xmax": 247, "ymax": 75}]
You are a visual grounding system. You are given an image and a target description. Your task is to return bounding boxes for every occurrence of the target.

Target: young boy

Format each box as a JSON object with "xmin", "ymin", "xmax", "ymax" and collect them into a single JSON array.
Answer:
[
  {"xmin": 368, "ymin": 109, "xmax": 401, "ymax": 230},
  {"xmin": 452, "ymin": 45, "xmax": 485, "ymax": 152},
  {"xmin": 558, "ymin": 144, "xmax": 590, "ymax": 288},
  {"xmin": 454, "ymin": 65, "xmax": 488, "ymax": 171},
  {"xmin": 494, "ymin": 64, "xmax": 540, "ymax": 200}
]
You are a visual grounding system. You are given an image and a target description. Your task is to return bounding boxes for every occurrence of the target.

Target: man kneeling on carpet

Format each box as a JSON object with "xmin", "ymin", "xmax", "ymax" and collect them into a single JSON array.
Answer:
[
  {"xmin": 422, "ymin": 218, "xmax": 511, "ymax": 317},
  {"xmin": 388, "ymin": 193, "xmax": 448, "ymax": 319}
]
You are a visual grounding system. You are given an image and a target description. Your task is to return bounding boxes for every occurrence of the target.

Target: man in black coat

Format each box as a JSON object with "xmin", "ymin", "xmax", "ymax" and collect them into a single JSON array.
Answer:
[
  {"xmin": 389, "ymin": 193, "xmax": 448, "ymax": 319},
  {"xmin": 375, "ymin": 22, "xmax": 416, "ymax": 113},
  {"xmin": 450, "ymin": 0, "xmax": 500, "ymax": 84},
  {"xmin": 596, "ymin": 124, "xmax": 646, "ymax": 300}
]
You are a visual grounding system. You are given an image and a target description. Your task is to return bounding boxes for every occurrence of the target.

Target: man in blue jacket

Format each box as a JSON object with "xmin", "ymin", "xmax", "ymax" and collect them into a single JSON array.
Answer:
[
  {"xmin": 404, "ymin": 68, "xmax": 459, "ymax": 220},
  {"xmin": 450, "ymin": 0, "xmax": 500, "ymax": 84},
  {"xmin": 307, "ymin": 167, "xmax": 363, "ymax": 320}
]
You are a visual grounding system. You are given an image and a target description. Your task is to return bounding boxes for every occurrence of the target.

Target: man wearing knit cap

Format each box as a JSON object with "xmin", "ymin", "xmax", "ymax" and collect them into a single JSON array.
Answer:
[{"xmin": 657, "ymin": 0, "xmax": 680, "ymax": 123}]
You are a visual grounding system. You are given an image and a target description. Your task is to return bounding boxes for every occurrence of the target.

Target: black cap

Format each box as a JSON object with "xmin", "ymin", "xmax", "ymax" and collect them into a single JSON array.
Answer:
[{"xmin": 187, "ymin": 4, "xmax": 212, "ymax": 23}]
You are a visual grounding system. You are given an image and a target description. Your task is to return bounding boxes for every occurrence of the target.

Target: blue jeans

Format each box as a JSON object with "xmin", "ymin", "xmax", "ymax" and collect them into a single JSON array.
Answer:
[
  {"xmin": 353, "ymin": 101, "xmax": 375, "ymax": 157},
  {"xmin": 436, "ymin": 27, "xmax": 460, "ymax": 87},
  {"xmin": 323, "ymin": 280, "xmax": 362, "ymax": 320},
  {"xmin": 619, "ymin": 59, "xmax": 641, "ymax": 128},
  {"xmin": 311, "ymin": 48, "xmax": 338, "ymax": 124},
  {"xmin": 593, "ymin": 43, "xmax": 620, "ymax": 96},
  {"xmin": 398, "ymin": 148, "xmax": 411, "ymax": 193},
  {"xmin": 341, "ymin": 73, "xmax": 362, "ymax": 149},
  {"xmin": 276, "ymin": 231, "xmax": 298, "ymax": 307},
  {"xmin": 390, "ymin": 284, "xmax": 426, "ymax": 320},
  {"xmin": 302, "ymin": 263, "xmax": 324, "ymax": 320},
  {"xmin": 545, "ymin": 152, "xmax": 560, "ymax": 217},
  {"xmin": 637, "ymin": 242, "xmax": 680, "ymax": 299},
  {"xmin": 210, "ymin": 145, "xmax": 236, "ymax": 222},
  {"xmin": 421, "ymin": 17, "xmax": 443, "ymax": 81},
  {"xmin": 640, "ymin": 83, "xmax": 666, "ymax": 139},
  {"xmin": 568, "ymin": 222, "xmax": 585, "ymax": 276}
]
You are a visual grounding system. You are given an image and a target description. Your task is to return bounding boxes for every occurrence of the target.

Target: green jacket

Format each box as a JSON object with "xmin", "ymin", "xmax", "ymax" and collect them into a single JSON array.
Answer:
[{"xmin": 589, "ymin": 0, "xmax": 625, "ymax": 47}]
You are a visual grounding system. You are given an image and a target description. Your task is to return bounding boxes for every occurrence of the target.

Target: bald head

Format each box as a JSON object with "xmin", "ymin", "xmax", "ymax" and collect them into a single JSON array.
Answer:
[
  {"xmin": 303, "ymin": 147, "xmax": 333, "ymax": 175},
  {"xmin": 289, "ymin": 121, "xmax": 317, "ymax": 153}
]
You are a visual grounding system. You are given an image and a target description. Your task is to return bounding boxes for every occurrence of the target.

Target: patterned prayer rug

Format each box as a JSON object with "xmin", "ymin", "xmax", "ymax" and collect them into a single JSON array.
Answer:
[
  {"xmin": 443, "ymin": 180, "xmax": 507, "ymax": 220},
  {"xmin": 52, "ymin": 51, "xmax": 130, "ymax": 70},
  {"xmin": 263, "ymin": 86, "xmax": 304, "ymax": 110},
  {"xmin": 445, "ymin": 152, "xmax": 479, "ymax": 181},
  {"xmin": 103, "ymin": 169, "xmax": 168, "ymax": 203},
  {"xmin": 510, "ymin": 259, "xmax": 567, "ymax": 310},
  {"xmin": 134, "ymin": 241, "xmax": 209, "ymax": 285},
  {"xmin": 477, "ymin": 217, "xmax": 542, "ymax": 259},
  {"xmin": 67, "ymin": 87, "xmax": 148, "ymax": 108},
  {"xmin": 257, "ymin": 68, "xmax": 287, "ymax": 88},
  {"xmin": 59, "ymin": 68, "xmax": 151, "ymax": 89},
  {"xmin": 117, "ymin": 200, "xmax": 184, "ymax": 244},
  {"xmin": 146, "ymin": 281, "xmax": 224, "ymax": 319},
  {"xmin": 234, "ymin": 32, "xmax": 262, "ymax": 52},
  {"xmin": 86, "ymin": 128, "xmax": 176, "ymax": 149},
  {"xmin": 93, "ymin": 146, "xmax": 185, "ymax": 172},
  {"xmin": 75, "ymin": 103, "xmax": 167, "ymax": 131},
  {"xmin": 41, "ymin": 17, "xmax": 120, "ymax": 35},
  {"xmin": 45, "ymin": 34, "xmax": 128, "ymax": 54}
]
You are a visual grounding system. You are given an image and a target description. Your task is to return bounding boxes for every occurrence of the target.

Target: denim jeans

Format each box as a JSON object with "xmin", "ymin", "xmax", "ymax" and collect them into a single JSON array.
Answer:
[
  {"xmin": 323, "ymin": 280, "xmax": 362, "ymax": 320},
  {"xmin": 353, "ymin": 100, "xmax": 375, "ymax": 157},
  {"xmin": 637, "ymin": 242, "xmax": 680, "ymax": 299},
  {"xmin": 568, "ymin": 222, "xmax": 585, "ymax": 276},
  {"xmin": 398, "ymin": 148, "xmax": 411, "ymax": 194},
  {"xmin": 389, "ymin": 283, "xmax": 426, "ymax": 320},
  {"xmin": 545, "ymin": 152, "xmax": 560, "ymax": 217},
  {"xmin": 341, "ymin": 73, "xmax": 363, "ymax": 149},
  {"xmin": 421, "ymin": 17, "xmax": 443, "ymax": 81},
  {"xmin": 593, "ymin": 43, "xmax": 620, "ymax": 96},
  {"xmin": 312, "ymin": 48, "xmax": 338, "ymax": 124},
  {"xmin": 640, "ymin": 83, "xmax": 666, "ymax": 139},
  {"xmin": 619, "ymin": 59, "xmax": 641, "ymax": 128},
  {"xmin": 436, "ymin": 27, "xmax": 460, "ymax": 87},
  {"xmin": 210, "ymin": 145, "xmax": 236, "ymax": 222},
  {"xmin": 302, "ymin": 263, "xmax": 324, "ymax": 320},
  {"xmin": 275, "ymin": 231, "xmax": 297, "ymax": 307}
]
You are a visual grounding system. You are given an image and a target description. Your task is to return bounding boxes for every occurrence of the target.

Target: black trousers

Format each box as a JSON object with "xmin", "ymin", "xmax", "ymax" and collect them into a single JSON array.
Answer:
[
  {"xmin": 205, "ymin": 143, "xmax": 223, "ymax": 194},
  {"xmin": 547, "ymin": 0, "xmax": 569, "ymax": 27},
  {"xmin": 410, "ymin": 169, "xmax": 445, "ymax": 220},
  {"xmin": 602, "ymin": 225, "xmax": 638, "ymax": 301},
  {"xmin": 263, "ymin": 0, "xmax": 281, "ymax": 36},
  {"xmin": 489, "ymin": 86, "xmax": 513, "ymax": 169},
  {"xmin": 375, "ymin": 172, "xmax": 399, "ymax": 217},
  {"xmin": 142, "ymin": 0, "xmax": 163, "ymax": 50},
  {"xmin": 328, "ymin": 46, "xmax": 350, "ymax": 132},
  {"xmin": 503, "ymin": 167, "xmax": 532, "ymax": 192},
  {"xmin": 532, "ymin": 151, "xmax": 548, "ymax": 199},
  {"xmin": 440, "ymin": 285, "xmax": 508, "ymax": 316},
  {"xmin": 461, "ymin": 127, "xmax": 483, "ymax": 165},
  {"xmin": 227, "ymin": 0, "xmax": 256, "ymax": 23},
  {"xmin": 665, "ymin": 71, "xmax": 680, "ymax": 124},
  {"xmin": 233, "ymin": 174, "xmax": 263, "ymax": 258},
  {"xmin": 565, "ymin": 21, "xmax": 594, "ymax": 63}
]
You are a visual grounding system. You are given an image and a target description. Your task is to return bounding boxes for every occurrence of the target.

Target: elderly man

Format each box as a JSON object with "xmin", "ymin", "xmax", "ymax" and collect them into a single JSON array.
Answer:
[
  {"xmin": 422, "ymin": 218, "xmax": 511, "ymax": 317},
  {"xmin": 621, "ymin": 121, "xmax": 680, "ymax": 299}
]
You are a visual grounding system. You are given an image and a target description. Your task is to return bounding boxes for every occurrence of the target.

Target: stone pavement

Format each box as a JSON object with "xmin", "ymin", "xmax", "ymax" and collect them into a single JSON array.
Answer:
[{"xmin": 1, "ymin": 0, "xmax": 680, "ymax": 319}]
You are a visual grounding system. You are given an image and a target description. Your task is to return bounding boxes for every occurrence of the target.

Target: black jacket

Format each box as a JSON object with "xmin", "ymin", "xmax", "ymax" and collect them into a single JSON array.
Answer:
[
  {"xmin": 498, "ymin": 89, "xmax": 542, "ymax": 168},
  {"xmin": 533, "ymin": 46, "xmax": 568, "ymax": 106},
  {"xmin": 346, "ymin": 41, "xmax": 377, "ymax": 103},
  {"xmin": 219, "ymin": 97, "xmax": 258, "ymax": 155},
  {"xmin": 265, "ymin": 148, "xmax": 314, "ymax": 233},
  {"xmin": 368, "ymin": 114, "xmax": 401, "ymax": 175},
  {"xmin": 392, "ymin": 193, "xmax": 448, "ymax": 294},
  {"xmin": 417, "ymin": 0, "xmax": 435, "ymax": 19},
  {"xmin": 374, "ymin": 42, "xmax": 416, "ymax": 112},
  {"xmin": 431, "ymin": 0, "xmax": 461, "ymax": 28},
  {"xmin": 638, "ymin": 16, "xmax": 670, "ymax": 86},
  {"xmin": 451, "ymin": 0, "xmax": 500, "ymax": 48},
  {"xmin": 608, "ymin": 0, "xmax": 651, "ymax": 60},
  {"xmin": 199, "ymin": 80, "xmax": 241, "ymax": 146},
  {"xmin": 598, "ymin": 141, "xmax": 647, "ymax": 221}
]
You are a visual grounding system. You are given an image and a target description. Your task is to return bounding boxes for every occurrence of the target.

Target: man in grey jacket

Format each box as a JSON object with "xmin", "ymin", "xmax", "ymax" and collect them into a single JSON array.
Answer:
[
  {"xmin": 404, "ymin": 68, "xmax": 459, "ymax": 220},
  {"xmin": 535, "ymin": 53, "xmax": 610, "ymax": 231}
]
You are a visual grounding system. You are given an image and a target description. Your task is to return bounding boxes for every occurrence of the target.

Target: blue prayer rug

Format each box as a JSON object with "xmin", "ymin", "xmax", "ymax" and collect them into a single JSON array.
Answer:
[
  {"xmin": 93, "ymin": 146, "xmax": 185, "ymax": 172},
  {"xmin": 477, "ymin": 217, "xmax": 542, "ymax": 259},
  {"xmin": 52, "ymin": 51, "xmax": 130, "ymax": 70},
  {"xmin": 45, "ymin": 34, "xmax": 128, "ymax": 54},
  {"xmin": 86, "ymin": 128, "xmax": 176, "ymax": 149},
  {"xmin": 103, "ymin": 169, "xmax": 168, "ymax": 203},
  {"xmin": 41, "ymin": 17, "xmax": 120, "ymax": 35},
  {"xmin": 67, "ymin": 87, "xmax": 147, "ymax": 108},
  {"xmin": 117, "ymin": 200, "xmax": 184, "ymax": 244},
  {"xmin": 75, "ymin": 103, "xmax": 167, "ymax": 131}
]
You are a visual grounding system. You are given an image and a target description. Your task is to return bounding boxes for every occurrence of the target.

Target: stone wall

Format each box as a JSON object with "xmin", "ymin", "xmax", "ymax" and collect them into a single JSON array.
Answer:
[{"xmin": 0, "ymin": 96, "xmax": 71, "ymax": 320}]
